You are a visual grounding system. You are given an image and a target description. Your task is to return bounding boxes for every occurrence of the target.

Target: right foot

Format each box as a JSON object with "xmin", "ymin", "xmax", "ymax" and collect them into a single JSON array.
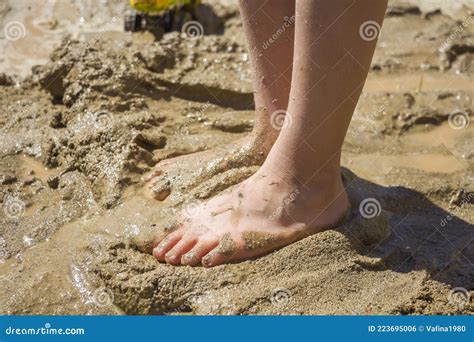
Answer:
[{"xmin": 151, "ymin": 162, "xmax": 350, "ymax": 267}]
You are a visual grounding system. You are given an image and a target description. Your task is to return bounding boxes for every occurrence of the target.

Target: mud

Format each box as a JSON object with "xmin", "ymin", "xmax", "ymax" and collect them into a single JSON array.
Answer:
[{"xmin": 0, "ymin": 0, "xmax": 473, "ymax": 315}]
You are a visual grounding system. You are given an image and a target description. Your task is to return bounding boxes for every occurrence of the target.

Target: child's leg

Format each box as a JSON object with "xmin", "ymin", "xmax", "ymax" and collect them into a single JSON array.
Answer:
[
  {"xmin": 145, "ymin": 1, "xmax": 295, "ymax": 200},
  {"xmin": 265, "ymin": 0, "xmax": 388, "ymax": 189},
  {"xmin": 152, "ymin": 0, "xmax": 388, "ymax": 266},
  {"xmin": 239, "ymin": 0, "xmax": 295, "ymax": 150}
]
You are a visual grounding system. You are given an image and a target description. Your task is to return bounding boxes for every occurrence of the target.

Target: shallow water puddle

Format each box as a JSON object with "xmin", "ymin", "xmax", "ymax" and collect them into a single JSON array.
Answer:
[
  {"xmin": 364, "ymin": 73, "xmax": 473, "ymax": 93},
  {"xmin": 404, "ymin": 121, "xmax": 473, "ymax": 149},
  {"xmin": 1, "ymin": 0, "xmax": 125, "ymax": 77},
  {"xmin": 19, "ymin": 155, "xmax": 56, "ymax": 182},
  {"xmin": 347, "ymin": 152, "xmax": 465, "ymax": 175}
]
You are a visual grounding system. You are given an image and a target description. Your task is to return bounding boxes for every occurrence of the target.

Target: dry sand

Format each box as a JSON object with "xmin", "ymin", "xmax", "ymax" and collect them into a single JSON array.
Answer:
[{"xmin": 0, "ymin": 0, "xmax": 473, "ymax": 315}]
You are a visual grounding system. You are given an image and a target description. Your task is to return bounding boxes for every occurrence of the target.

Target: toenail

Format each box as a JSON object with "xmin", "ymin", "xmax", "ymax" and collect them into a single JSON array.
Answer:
[
  {"xmin": 202, "ymin": 254, "xmax": 213, "ymax": 267},
  {"xmin": 154, "ymin": 243, "xmax": 166, "ymax": 254},
  {"xmin": 182, "ymin": 252, "xmax": 195, "ymax": 263}
]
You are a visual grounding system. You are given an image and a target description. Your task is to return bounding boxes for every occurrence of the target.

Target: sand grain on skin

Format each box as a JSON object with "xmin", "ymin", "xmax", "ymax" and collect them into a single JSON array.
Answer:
[{"xmin": 0, "ymin": 0, "xmax": 473, "ymax": 315}]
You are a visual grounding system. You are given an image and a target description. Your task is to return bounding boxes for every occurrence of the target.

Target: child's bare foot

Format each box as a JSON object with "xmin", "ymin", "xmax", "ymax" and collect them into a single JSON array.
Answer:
[
  {"xmin": 144, "ymin": 136, "xmax": 258, "ymax": 200},
  {"xmin": 151, "ymin": 163, "xmax": 350, "ymax": 267},
  {"xmin": 146, "ymin": 0, "xmax": 387, "ymax": 267},
  {"xmin": 144, "ymin": 122, "xmax": 278, "ymax": 201}
]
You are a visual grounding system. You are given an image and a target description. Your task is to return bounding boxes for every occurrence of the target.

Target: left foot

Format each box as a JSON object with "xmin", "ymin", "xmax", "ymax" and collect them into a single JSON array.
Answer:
[
  {"xmin": 143, "ymin": 135, "xmax": 267, "ymax": 201},
  {"xmin": 143, "ymin": 108, "xmax": 281, "ymax": 201},
  {"xmin": 151, "ymin": 165, "xmax": 350, "ymax": 267}
]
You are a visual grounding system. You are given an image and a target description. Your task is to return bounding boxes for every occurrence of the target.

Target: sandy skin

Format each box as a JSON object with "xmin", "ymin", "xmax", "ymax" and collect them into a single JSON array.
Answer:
[
  {"xmin": 147, "ymin": 0, "xmax": 387, "ymax": 266},
  {"xmin": 151, "ymin": 168, "xmax": 350, "ymax": 267}
]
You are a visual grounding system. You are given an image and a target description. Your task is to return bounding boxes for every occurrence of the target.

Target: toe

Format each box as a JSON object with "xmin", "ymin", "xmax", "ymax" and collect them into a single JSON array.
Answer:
[
  {"xmin": 201, "ymin": 234, "xmax": 241, "ymax": 267},
  {"xmin": 148, "ymin": 178, "xmax": 172, "ymax": 201},
  {"xmin": 153, "ymin": 231, "xmax": 183, "ymax": 261},
  {"xmin": 181, "ymin": 239, "xmax": 219, "ymax": 266},
  {"xmin": 201, "ymin": 250, "xmax": 232, "ymax": 268},
  {"xmin": 154, "ymin": 189, "xmax": 171, "ymax": 201},
  {"xmin": 143, "ymin": 169, "xmax": 163, "ymax": 182},
  {"xmin": 156, "ymin": 158, "xmax": 177, "ymax": 169},
  {"xmin": 165, "ymin": 236, "xmax": 198, "ymax": 265},
  {"xmin": 143, "ymin": 158, "xmax": 179, "ymax": 182}
]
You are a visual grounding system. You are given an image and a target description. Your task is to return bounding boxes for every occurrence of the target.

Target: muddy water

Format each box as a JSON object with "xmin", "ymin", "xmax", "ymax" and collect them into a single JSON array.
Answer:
[
  {"xmin": 0, "ymin": 0, "xmax": 473, "ymax": 315},
  {"xmin": 348, "ymin": 153, "xmax": 466, "ymax": 175},
  {"xmin": 347, "ymin": 122, "xmax": 474, "ymax": 175},
  {"xmin": 0, "ymin": 0, "xmax": 126, "ymax": 78},
  {"xmin": 364, "ymin": 73, "xmax": 474, "ymax": 93},
  {"xmin": 19, "ymin": 155, "xmax": 56, "ymax": 182},
  {"xmin": 405, "ymin": 121, "xmax": 473, "ymax": 150}
]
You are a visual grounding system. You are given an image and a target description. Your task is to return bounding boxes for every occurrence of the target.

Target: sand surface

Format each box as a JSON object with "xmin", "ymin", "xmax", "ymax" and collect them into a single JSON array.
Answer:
[{"xmin": 0, "ymin": 0, "xmax": 473, "ymax": 315}]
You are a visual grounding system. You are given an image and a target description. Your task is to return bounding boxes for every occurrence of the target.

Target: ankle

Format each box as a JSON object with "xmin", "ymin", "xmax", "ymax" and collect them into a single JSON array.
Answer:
[
  {"xmin": 264, "ymin": 152, "xmax": 343, "ymax": 189},
  {"xmin": 249, "ymin": 107, "xmax": 281, "ymax": 153},
  {"xmin": 250, "ymin": 166, "xmax": 349, "ymax": 228}
]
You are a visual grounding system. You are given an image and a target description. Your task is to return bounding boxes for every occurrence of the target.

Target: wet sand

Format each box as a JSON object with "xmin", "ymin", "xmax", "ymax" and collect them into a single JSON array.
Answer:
[{"xmin": 0, "ymin": 0, "xmax": 473, "ymax": 315}]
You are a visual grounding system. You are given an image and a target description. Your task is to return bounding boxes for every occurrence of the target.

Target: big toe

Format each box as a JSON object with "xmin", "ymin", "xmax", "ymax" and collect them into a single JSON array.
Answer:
[{"xmin": 146, "ymin": 177, "xmax": 172, "ymax": 201}]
